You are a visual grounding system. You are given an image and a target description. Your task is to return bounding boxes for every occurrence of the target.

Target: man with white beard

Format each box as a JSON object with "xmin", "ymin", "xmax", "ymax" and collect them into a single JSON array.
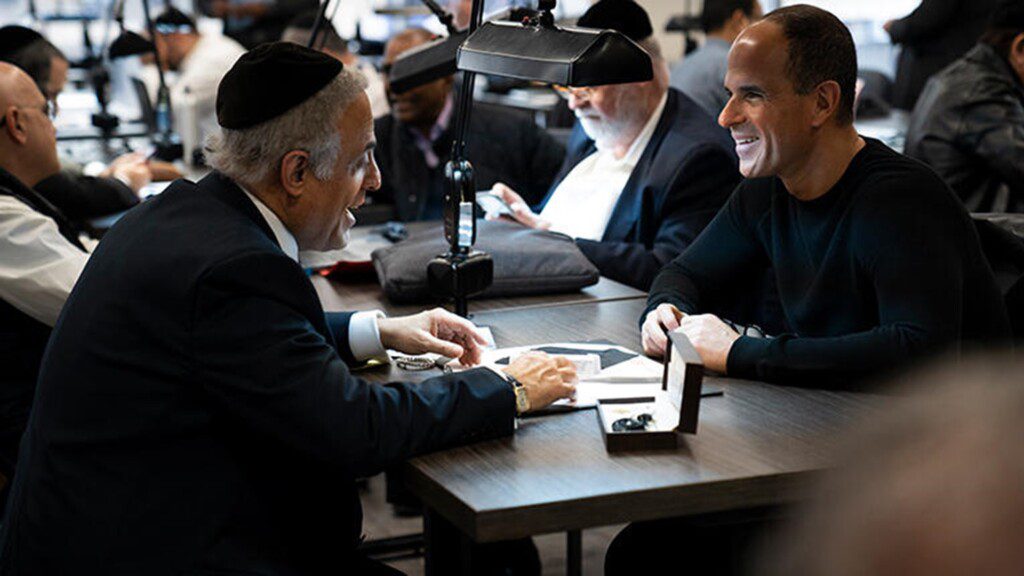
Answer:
[{"xmin": 492, "ymin": 0, "xmax": 740, "ymax": 290}]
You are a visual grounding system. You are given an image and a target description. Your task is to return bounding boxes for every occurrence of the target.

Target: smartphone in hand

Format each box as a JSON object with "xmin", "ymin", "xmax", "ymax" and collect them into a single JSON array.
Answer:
[{"xmin": 476, "ymin": 190, "xmax": 514, "ymax": 218}]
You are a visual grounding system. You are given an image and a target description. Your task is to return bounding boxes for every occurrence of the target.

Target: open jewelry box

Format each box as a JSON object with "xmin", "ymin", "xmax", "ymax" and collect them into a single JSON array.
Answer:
[{"xmin": 596, "ymin": 331, "xmax": 705, "ymax": 452}]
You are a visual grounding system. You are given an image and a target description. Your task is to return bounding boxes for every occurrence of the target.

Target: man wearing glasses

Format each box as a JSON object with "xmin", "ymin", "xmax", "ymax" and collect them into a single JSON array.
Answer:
[
  {"xmin": 491, "ymin": 0, "xmax": 740, "ymax": 290},
  {"xmin": 0, "ymin": 62, "xmax": 89, "ymax": 508}
]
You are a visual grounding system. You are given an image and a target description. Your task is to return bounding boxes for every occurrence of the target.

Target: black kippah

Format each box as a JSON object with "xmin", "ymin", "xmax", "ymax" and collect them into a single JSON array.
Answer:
[
  {"xmin": 992, "ymin": 0, "xmax": 1024, "ymax": 29},
  {"xmin": 0, "ymin": 25, "xmax": 44, "ymax": 60},
  {"xmin": 576, "ymin": 0, "xmax": 653, "ymax": 42},
  {"xmin": 216, "ymin": 41, "xmax": 343, "ymax": 129}
]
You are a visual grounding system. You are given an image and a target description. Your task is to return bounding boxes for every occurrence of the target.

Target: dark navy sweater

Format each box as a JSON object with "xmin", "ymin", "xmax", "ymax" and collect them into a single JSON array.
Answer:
[{"xmin": 646, "ymin": 138, "xmax": 1010, "ymax": 387}]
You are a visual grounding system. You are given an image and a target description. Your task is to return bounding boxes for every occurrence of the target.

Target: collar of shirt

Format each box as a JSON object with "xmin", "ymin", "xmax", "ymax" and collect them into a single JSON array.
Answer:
[
  {"xmin": 539, "ymin": 92, "xmax": 669, "ymax": 241},
  {"xmin": 239, "ymin": 187, "xmax": 299, "ymax": 262},
  {"xmin": 409, "ymin": 93, "xmax": 454, "ymax": 169}
]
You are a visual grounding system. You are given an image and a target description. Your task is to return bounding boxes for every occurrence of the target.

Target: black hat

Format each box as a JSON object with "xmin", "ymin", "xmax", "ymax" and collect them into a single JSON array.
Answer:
[
  {"xmin": 0, "ymin": 25, "xmax": 44, "ymax": 60},
  {"xmin": 576, "ymin": 0, "xmax": 653, "ymax": 42},
  {"xmin": 991, "ymin": 0, "xmax": 1024, "ymax": 29},
  {"xmin": 216, "ymin": 42, "xmax": 343, "ymax": 129},
  {"xmin": 154, "ymin": 7, "xmax": 197, "ymax": 33}
]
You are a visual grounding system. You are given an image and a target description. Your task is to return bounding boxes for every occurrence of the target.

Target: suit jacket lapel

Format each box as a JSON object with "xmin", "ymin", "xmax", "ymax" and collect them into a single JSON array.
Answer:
[{"xmin": 602, "ymin": 90, "xmax": 678, "ymax": 243}]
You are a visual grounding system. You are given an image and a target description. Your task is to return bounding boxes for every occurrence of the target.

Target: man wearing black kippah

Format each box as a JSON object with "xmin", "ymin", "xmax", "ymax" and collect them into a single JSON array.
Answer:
[
  {"xmin": 0, "ymin": 42, "xmax": 576, "ymax": 575},
  {"xmin": 490, "ymin": 0, "xmax": 740, "ymax": 290}
]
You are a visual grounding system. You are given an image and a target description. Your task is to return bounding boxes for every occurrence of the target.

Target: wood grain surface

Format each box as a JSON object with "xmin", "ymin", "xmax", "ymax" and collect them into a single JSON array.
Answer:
[{"xmin": 377, "ymin": 299, "xmax": 876, "ymax": 542}]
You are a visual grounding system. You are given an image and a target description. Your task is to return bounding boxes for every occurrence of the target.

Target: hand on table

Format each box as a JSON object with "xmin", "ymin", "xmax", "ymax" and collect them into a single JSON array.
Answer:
[
  {"xmin": 676, "ymin": 314, "xmax": 740, "ymax": 374},
  {"xmin": 101, "ymin": 153, "xmax": 152, "ymax": 192},
  {"xmin": 503, "ymin": 351, "xmax": 577, "ymax": 412},
  {"xmin": 377, "ymin": 308, "xmax": 489, "ymax": 366},
  {"xmin": 640, "ymin": 303, "xmax": 684, "ymax": 358},
  {"xmin": 486, "ymin": 182, "xmax": 552, "ymax": 230}
]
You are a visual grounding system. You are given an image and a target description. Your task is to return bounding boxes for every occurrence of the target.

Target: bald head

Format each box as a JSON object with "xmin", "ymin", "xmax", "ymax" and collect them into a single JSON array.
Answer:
[
  {"xmin": 383, "ymin": 27, "xmax": 436, "ymax": 65},
  {"xmin": 0, "ymin": 62, "xmax": 39, "ymax": 109},
  {"xmin": 0, "ymin": 62, "xmax": 60, "ymax": 187}
]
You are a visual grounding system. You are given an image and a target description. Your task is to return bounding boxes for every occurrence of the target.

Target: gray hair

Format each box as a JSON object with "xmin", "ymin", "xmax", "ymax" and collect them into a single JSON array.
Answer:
[
  {"xmin": 637, "ymin": 36, "xmax": 670, "ymax": 87},
  {"xmin": 205, "ymin": 67, "xmax": 367, "ymax": 187}
]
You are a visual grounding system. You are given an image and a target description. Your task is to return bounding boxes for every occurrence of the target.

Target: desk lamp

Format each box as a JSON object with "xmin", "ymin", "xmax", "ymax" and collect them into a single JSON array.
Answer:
[
  {"xmin": 386, "ymin": 0, "xmax": 653, "ymax": 317},
  {"xmin": 108, "ymin": 0, "xmax": 183, "ymax": 161}
]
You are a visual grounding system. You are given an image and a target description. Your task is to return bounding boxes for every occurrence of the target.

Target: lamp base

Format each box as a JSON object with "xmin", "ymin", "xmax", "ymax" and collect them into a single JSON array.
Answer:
[{"xmin": 428, "ymin": 250, "xmax": 493, "ymax": 317}]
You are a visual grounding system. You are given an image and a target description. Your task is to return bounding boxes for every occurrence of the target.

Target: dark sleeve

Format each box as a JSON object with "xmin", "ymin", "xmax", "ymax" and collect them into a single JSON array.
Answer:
[
  {"xmin": 192, "ymin": 254, "xmax": 515, "ymax": 478},
  {"xmin": 887, "ymin": 0, "xmax": 959, "ymax": 44},
  {"xmin": 517, "ymin": 125, "xmax": 566, "ymax": 206},
  {"xmin": 577, "ymin": 144, "xmax": 741, "ymax": 290},
  {"xmin": 643, "ymin": 181, "xmax": 768, "ymax": 323},
  {"xmin": 324, "ymin": 311, "xmax": 357, "ymax": 364},
  {"xmin": 34, "ymin": 171, "xmax": 138, "ymax": 221},
  {"xmin": 727, "ymin": 179, "xmax": 969, "ymax": 387},
  {"xmin": 957, "ymin": 84, "xmax": 1024, "ymax": 198}
]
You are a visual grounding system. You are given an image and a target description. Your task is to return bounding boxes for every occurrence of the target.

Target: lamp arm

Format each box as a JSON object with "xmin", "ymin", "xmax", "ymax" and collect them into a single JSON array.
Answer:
[
  {"xmin": 307, "ymin": 0, "xmax": 331, "ymax": 49},
  {"xmin": 419, "ymin": 0, "xmax": 459, "ymax": 35}
]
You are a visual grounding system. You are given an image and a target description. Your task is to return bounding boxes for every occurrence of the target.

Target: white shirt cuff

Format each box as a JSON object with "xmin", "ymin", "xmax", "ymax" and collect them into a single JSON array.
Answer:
[{"xmin": 348, "ymin": 310, "xmax": 388, "ymax": 362}]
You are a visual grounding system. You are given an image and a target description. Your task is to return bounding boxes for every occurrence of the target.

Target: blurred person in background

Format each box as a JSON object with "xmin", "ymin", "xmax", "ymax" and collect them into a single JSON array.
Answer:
[
  {"xmin": 0, "ymin": 25, "xmax": 152, "ymax": 232},
  {"xmin": 374, "ymin": 27, "xmax": 564, "ymax": 222},
  {"xmin": 904, "ymin": 0, "xmax": 1024, "ymax": 213},
  {"xmin": 280, "ymin": 10, "xmax": 389, "ymax": 118},
  {"xmin": 759, "ymin": 353, "xmax": 1024, "ymax": 576},
  {"xmin": 884, "ymin": 0, "xmax": 997, "ymax": 110},
  {"xmin": 670, "ymin": 0, "xmax": 764, "ymax": 119}
]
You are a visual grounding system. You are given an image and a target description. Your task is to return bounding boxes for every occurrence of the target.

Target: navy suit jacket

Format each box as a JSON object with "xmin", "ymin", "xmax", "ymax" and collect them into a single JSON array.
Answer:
[
  {"xmin": 0, "ymin": 172, "xmax": 514, "ymax": 575},
  {"xmin": 539, "ymin": 89, "xmax": 740, "ymax": 290}
]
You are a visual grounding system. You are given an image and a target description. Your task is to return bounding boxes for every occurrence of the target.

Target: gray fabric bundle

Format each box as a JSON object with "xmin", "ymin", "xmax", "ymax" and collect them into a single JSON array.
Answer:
[{"xmin": 372, "ymin": 220, "xmax": 600, "ymax": 302}]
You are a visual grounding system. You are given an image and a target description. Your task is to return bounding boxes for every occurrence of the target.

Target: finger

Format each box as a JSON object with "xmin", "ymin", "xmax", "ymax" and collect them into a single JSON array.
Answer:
[
  {"xmin": 644, "ymin": 320, "xmax": 668, "ymax": 351},
  {"xmin": 557, "ymin": 365, "xmax": 577, "ymax": 383},
  {"xmin": 421, "ymin": 333, "xmax": 464, "ymax": 359},
  {"xmin": 657, "ymin": 306, "xmax": 681, "ymax": 331}
]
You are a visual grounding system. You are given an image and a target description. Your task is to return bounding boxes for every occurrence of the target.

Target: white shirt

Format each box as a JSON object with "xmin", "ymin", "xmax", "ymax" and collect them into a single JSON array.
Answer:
[
  {"xmin": 0, "ymin": 195, "xmax": 89, "ymax": 327},
  {"xmin": 239, "ymin": 189, "xmax": 388, "ymax": 362},
  {"xmin": 539, "ymin": 94, "xmax": 669, "ymax": 241}
]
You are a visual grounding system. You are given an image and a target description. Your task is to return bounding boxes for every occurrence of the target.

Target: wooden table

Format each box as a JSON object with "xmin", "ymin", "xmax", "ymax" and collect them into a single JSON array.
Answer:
[{"xmin": 364, "ymin": 299, "xmax": 875, "ymax": 574}]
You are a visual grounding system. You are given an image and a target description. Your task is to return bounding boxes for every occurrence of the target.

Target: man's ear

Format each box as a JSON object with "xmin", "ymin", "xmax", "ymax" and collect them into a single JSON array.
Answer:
[
  {"xmin": 811, "ymin": 80, "xmax": 842, "ymax": 128},
  {"xmin": 1011, "ymin": 33, "xmax": 1024, "ymax": 82},
  {"xmin": 279, "ymin": 150, "xmax": 310, "ymax": 200},
  {"xmin": 3, "ymin": 108, "xmax": 29, "ymax": 145}
]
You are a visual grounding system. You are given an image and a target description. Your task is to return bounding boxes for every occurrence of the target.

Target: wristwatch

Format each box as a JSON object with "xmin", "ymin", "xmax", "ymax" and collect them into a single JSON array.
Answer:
[{"xmin": 506, "ymin": 373, "xmax": 531, "ymax": 415}]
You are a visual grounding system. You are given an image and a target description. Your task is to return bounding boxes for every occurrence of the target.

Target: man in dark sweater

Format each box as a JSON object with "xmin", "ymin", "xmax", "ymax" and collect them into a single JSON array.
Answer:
[
  {"xmin": 640, "ymin": 5, "xmax": 1010, "ymax": 389},
  {"xmin": 614, "ymin": 7, "xmax": 1010, "ymax": 575}
]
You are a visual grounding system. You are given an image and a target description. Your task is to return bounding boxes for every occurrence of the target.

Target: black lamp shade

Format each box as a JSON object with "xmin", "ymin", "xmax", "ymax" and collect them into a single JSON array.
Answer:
[
  {"xmin": 109, "ymin": 30, "xmax": 155, "ymax": 58},
  {"xmin": 388, "ymin": 31, "xmax": 467, "ymax": 94},
  {"xmin": 457, "ymin": 21, "xmax": 653, "ymax": 87}
]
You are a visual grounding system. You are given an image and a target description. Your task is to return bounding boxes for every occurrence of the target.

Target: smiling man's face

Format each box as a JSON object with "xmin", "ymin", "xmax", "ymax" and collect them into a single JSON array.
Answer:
[
  {"xmin": 718, "ymin": 20, "xmax": 818, "ymax": 179},
  {"xmin": 298, "ymin": 93, "xmax": 380, "ymax": 251}
]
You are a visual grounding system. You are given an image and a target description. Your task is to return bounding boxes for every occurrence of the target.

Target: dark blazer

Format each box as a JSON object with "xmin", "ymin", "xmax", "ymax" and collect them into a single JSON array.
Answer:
[
  {"xmin": 887, "ymin": 0, "xmax": 996, "ymax": 110},
  {"xmin": 539, "ymin": 89, "xmax": 740, "ymax": 290},
  {"xmin": 0, "ymin": 172, "xmax": 514, "ymax": 575},
  {"xmin": 374, "ymin": 101, "xmax": 565, "ymax": 222}
]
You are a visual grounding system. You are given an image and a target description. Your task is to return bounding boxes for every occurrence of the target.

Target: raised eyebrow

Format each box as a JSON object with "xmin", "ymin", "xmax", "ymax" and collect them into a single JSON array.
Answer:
[{"xmin": 736, "ymin": 84, "xmax": 765, "ymax": 94}]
